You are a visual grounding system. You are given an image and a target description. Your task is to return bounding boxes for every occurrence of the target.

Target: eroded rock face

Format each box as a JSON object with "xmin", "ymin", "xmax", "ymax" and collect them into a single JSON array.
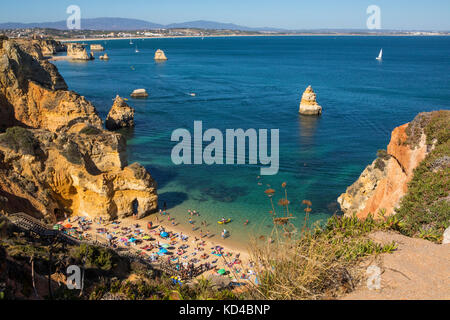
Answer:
[
  {"xmin": 106, "ymin": 96, "xmax": 135, "ymax": 131},
  {"xmin": 0, "ymin": 39, "xmax": 158, "ymax": 222},
  {"xmin": 299, "ymin": 86, "xmax": 322, "ymax": 116},
  {"xmin": 338, "ymin": 114, "xmax": 430, "ymax": 219},
  {"xmin": 0, "ymin": 126, "xmax": 157, "ymax": 221},
  {"xmin": 0, "ymin": 40, "xmax": 102, "ymax": 132}
]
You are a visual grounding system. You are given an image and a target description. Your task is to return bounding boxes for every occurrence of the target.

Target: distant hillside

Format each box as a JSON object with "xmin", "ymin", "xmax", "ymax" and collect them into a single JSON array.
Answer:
[{"xmin": 0, "ymin": 17, "xmax": 280, "ymax": 31}]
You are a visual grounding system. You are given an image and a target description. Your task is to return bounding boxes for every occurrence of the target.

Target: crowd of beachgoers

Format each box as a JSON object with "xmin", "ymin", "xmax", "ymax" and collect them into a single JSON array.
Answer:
[{"xmin": 57, "ymin": 209, "xmax": 257, "ymax": 285}]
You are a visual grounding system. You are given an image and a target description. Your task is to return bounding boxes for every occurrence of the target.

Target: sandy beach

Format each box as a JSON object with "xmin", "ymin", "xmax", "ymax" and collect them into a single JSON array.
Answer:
[{"xmin": 61, "ymin": 211, "xmax": 255, "ymax": 284}]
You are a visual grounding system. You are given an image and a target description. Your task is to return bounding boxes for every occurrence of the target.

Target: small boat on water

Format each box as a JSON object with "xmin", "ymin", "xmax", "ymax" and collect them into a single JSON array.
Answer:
[
  {"xmin": 218, "ymin": 219, "xmax": 231, "ymax": 225},
  {"xmin": 376, "ymin": 49, "xmax": 383, "ymax": 60},
  {"xmin": 135, "ymin": 46, "xmax": 140, "ymax": 53}
]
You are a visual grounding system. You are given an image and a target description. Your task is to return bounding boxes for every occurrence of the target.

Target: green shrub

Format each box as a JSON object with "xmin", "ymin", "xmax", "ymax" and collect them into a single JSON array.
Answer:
[
  {"xmin": 80, "ymin": 126, "xmax": 102, "ymax": 136},
  {"xmin": 0, "ymin": 127, "xmax": 40, "ymax": 155},
  {"xmin": 71, "ymin": 244, "xmax": 115, "ymax": 271},
  {"xmin": 395, "ymin": 110, "xmax": 450, "ymax": 242}
]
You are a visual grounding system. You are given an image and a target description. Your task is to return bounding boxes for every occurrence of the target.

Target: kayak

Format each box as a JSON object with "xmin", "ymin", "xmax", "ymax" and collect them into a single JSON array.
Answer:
[{"xmin": 218, "ymin": 219, "xmax": 231, "ymax": 225}]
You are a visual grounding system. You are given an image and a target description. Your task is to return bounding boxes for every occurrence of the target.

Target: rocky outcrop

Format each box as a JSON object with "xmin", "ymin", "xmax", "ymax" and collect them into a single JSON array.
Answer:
[
  {"xmin": 90, "ymin": 44, "xmax": 104, "ymax": 51},
  {"xmin": 299, "ymin": 86, "xmax": 322, "ymax": 116},
  {"xmin": 67, "ymin": 43, "xmax": 93, "ymax": 61},
  {"xmin": 130, "ymin": 89, "xmax": 148, "ymax": 98},
  {"xmin": 0, "ymin": 40, "xmax": 102, "ymax": 132},
  {"xmin": 338, "ymin": 113, "xmax": 432, "ymax": 219},
  {"xmin": 106, "ymin": 96, "xmax": 135, "ymax": 130},
  {"xmin": 0, "ymin": 39, "xmax": 158, "ymax": 222},
  {"xmin": 154, "ymin": 49, "xmax": 168, "ymax": 61},
  {"xmin": 100, "ymin": 53, "xmax": 109, "ymax": 60},
  {"xmin": 444, "ymin": 227, "xmax": 450, "ymax": 245},
  {"xmin": 0, "ymin": 126, "xmax": 157, "ymax": 221}
]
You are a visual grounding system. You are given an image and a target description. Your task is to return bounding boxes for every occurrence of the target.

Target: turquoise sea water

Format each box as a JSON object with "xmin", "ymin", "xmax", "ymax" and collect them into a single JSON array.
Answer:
[{"xmin": 54, "ymin": 36, "xmax": 450, "ymax": 242}]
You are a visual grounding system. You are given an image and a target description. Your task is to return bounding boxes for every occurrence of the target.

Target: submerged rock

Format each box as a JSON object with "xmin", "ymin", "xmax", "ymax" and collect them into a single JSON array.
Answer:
[
  {"xmin": 299, "ymin": 86, "xmax": 322, "ymax": 116},
  {"xmin": 154, "ymin": 49, "xmax": 168, "ymax": 61},
  {"xmin": 106, "ymin": 95, "xmax": 135, "ymax": 130}
]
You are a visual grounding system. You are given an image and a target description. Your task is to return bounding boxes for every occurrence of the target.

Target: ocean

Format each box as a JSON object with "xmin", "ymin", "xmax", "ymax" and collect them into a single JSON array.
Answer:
[{"xmin": 54, "ymin": 36, "xmax": 450, "ymax": 242}]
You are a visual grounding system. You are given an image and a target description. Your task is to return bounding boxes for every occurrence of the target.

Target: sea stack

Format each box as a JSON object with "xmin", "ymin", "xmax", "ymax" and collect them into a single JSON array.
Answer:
[
  {"xmin": 299, "ymin": 86, "xmax": 322, "ymax": 116},
  {"xmin": 100, "ymin": 53, "xmax": 109, "ymax": 60},
  {"xmin": 67, "ymin": 43, "xmax": 94, "ymax": 61},
  {"xmin": 105, "ymin": 95, "xmax": 135, "ymax": 130},
  {"xmin": 154, "ymin": 49, "xmax": 168, "ymax": 61},
  {"xmin": 130, "ymin": 88, "xmax": 149, "ymax": 98},
  {"xmin": 90, "ymin": 44, "xmax": 104, "ymax": 51}
]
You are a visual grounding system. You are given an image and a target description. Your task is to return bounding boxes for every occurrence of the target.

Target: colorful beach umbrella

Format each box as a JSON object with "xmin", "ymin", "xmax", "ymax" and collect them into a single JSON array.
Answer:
[
  {"xmin": 160, "ymin": 232, "xmax": 169, "ymax": 238},
  {"xmin": 218, "ymin": 269, "xmax": 226, "ymax": 275}
]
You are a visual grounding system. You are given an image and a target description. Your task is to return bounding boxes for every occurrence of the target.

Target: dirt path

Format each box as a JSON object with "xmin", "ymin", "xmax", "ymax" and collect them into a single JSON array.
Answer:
[{"xmin": 342, "ymin": 231, "xmax": 450, "ymax": 300}]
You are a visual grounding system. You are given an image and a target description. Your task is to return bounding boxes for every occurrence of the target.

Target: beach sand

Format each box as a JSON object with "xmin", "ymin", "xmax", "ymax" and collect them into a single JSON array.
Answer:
[{"xmin": 61, "ymin": 211, "xmax": 256, "ymax": 285}]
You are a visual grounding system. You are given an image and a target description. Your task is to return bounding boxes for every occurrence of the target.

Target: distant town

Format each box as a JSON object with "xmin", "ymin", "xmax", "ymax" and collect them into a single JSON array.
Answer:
[{"xmin": 1, "ymin": 27, "xmax": 449, "ymax": 41}]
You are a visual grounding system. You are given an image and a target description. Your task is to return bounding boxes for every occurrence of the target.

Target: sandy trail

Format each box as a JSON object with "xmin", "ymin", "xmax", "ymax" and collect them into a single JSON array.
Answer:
[{"xmin": 342, "ymin": 231, "xmax": 450, "ymax": 300}]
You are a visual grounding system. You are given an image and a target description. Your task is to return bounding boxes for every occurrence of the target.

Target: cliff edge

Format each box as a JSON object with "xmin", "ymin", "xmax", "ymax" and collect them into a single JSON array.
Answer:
[
  {"xmin": 338, "ymin": 110, "xmax": 449, "ymax": 239},
  {"xmin": 0, "ymin": 39, "xmax": 158, "ymax": 222}
]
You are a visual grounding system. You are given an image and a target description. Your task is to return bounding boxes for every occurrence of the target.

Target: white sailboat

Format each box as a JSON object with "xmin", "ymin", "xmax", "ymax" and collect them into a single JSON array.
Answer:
[
  {"xmin": 129, "ymin": 38, "xmax": 134, "ymax": 45},
  {"xmin": 135, "ymin": 45, "xmax": 139, "ymax": 53},
  {"xmin": 376, "ymin": 49, "xmax": 383, "ymax": 60}
]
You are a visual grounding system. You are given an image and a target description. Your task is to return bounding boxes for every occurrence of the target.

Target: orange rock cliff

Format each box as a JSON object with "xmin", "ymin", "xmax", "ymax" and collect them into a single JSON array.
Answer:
[
  {"xmin": 0, "ymin": 38, "xmax": 158, "ymax": 222},
  {"xmin": 337, "ymin": 112, "xmax": 441, "ymax": 219}
]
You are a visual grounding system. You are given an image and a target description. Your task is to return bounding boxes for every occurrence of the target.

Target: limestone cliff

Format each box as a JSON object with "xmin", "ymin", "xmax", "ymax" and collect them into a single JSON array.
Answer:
[
  {"xmin": 337, "ymin": 112, "xmax": 438, "ymax": 219},
  {"xmin": 299, "ymin": 86, "xmax": 322, "ymax": 116},
  {"xmin": 0, "ymin": 40, "xmax": 101, "ymax": 132},
  {"xmin": 106, "ymin": 96, "xmax": 135, "ymax": 130},
  {"xmin": 0, "ymin": 39, "xmax": 158, "ymax": 222}
]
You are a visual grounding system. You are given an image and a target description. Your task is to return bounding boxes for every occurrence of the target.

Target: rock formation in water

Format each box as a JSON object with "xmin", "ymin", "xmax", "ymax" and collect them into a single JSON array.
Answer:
[
  {"xmin": 106, "ymin": 95, "xmax": 135, "ymax": 130},
  {"xmin": 337, "ymin": 112, "xmax": 445, "ymax": 219},
  {"xmin": 130, "ymin": 88, "xmax": 149, "ymax": 98},
  {"xmin": 100, "ymin": 53, "xmax": 109, "ymax": 60},
  {"xmin": 154, "ymin": 49, "xmax": 168, "ymax": 61},
  {"xmin": 0, "ymin": 38, "xmax": 158, "ymax": 222},
  {"xmin": 90, "ymin": 44, "xmax": 104, "ymax": 51},
  {"xmin": 299, "ymin": 86, "xmax": 322, "ymax": 116},
  {"xmin": 67, "ymin": 43, "xmax": 94, "ymax": 61}
]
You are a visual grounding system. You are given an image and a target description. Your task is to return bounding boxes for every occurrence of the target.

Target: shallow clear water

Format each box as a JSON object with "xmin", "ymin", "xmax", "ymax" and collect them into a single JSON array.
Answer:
[{"xmin": 54, "ymin": 36, "xmax": 450, "ymax": 242}]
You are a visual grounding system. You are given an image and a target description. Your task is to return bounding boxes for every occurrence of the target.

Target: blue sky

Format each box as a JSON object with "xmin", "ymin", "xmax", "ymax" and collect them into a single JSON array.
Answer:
[{"xmin": 1, "ymin": 0, "xmax": 449, "ymax": 30}]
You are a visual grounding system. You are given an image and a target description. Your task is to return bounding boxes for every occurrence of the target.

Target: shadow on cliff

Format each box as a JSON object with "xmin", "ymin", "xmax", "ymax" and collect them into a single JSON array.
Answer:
[
  {"xmin": 0, "ymin": 189, "xmax": 43, "ymax": 219},
  {"xmin": 158, "ymin": 192, "xmax": 188, "ymax": 210}
]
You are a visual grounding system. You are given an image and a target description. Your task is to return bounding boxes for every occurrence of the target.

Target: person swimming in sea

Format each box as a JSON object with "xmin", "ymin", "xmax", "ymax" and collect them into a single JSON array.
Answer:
[{"xmin": 244, "ymin": 220, "xmax": 249, "ymax": 226}]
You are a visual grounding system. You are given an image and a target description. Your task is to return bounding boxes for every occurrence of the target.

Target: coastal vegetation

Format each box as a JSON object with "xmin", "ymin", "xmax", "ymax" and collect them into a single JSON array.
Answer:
[
  {"xmin": 0, "ymin": 127, "xmax": 40, "ymax": 156},
  {"xmin": 395, "ymin": 110, "xmax": 450, "ymax": 242},
  {"xmin": 245, "ymin": 184, "xmax": 399, "ymax": 300}
]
